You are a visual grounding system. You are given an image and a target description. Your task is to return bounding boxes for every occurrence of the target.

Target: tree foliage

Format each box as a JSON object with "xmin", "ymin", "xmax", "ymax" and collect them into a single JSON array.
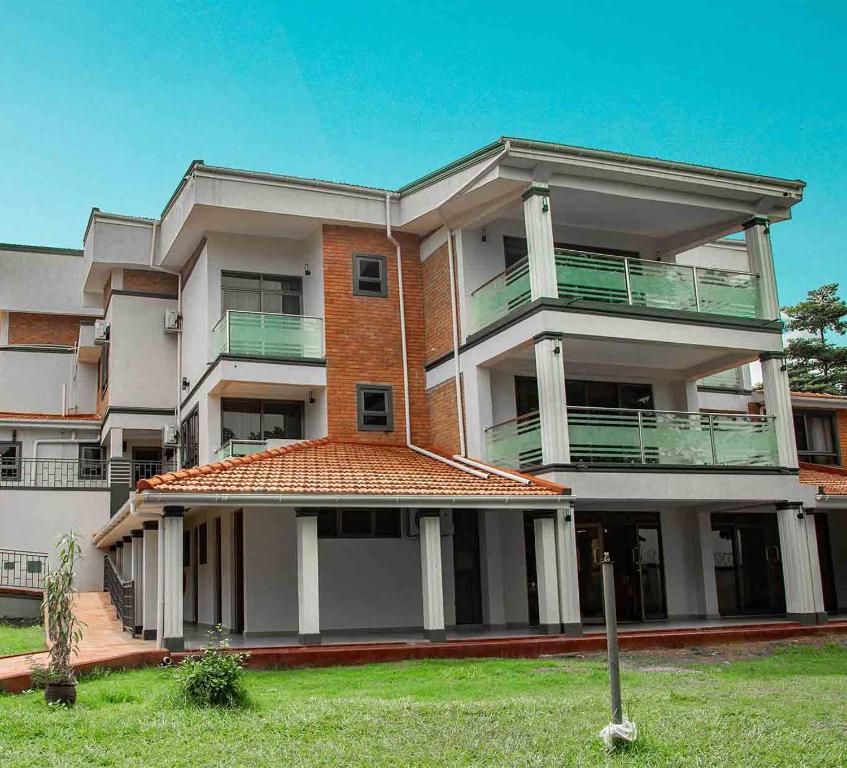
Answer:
[
  {"xmin": 783, "ymin": 283, "xmax": 847, "ymax": 394},
  {"xmin": 42, "ymin": 533, "xmax": 84, "ymax": 683}
]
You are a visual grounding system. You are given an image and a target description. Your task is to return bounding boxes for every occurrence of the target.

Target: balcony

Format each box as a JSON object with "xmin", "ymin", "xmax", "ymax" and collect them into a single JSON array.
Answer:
[
  {"xmin": 0, "ymin": 458, "xmax": 109, "ymax": 489},
  {"xmin": 485, "ymin": 407, "xmax": 779, "ymax": 471},
  {"xmin": 468, "ymin": 249, "xmax": 763, "ymax": 333},
  {"xmin": 215, "ymin": 438, "xmax": 302, "ymax": 461},
  {"xmin": 211, "ymin": 311, "xmax": 324, "ymax": 360}
]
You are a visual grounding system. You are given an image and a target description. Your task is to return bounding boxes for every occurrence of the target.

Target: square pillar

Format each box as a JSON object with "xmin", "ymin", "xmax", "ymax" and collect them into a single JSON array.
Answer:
[
  {"xmin": 115, "ymin": 541, "xmax": 123, "ymax": 577},
  {"xmin": 697, "ymin": 511, "xmax": 720, "ymax": 619},
  {"xmin": 130, "ymin": 530, "xmax": 144, "ymax": 635},
  {"xmin": 777, "ymin": 503, "xmax": 827, "ymax": 625},
  {"xmin": 533, "ymin": 512, "xmax": 561, "ymax": 634},
  {"xmin": 760, "ymin": 352, "xmax": 799, "ymax": 468},
  {"xmin": 465, "ymin": 365, "xmax": 493, "ymax": 460},
  {"xmin": 554, "ymin": 502, "xmax": 581, "ymax": 635},
  {"xmin": 522, "ymin": 185, "xmax": 557, "ymax": 300},
  {"xmin": 296, "ymin": 511, "xmax": 321, "ymax": 645},
  {"xmin": 141, "ymin": 521, "xmax": 159, "ymax": 640},
  {"xmin": 534, "ymin": 332, "xmax": 570, "ymax": 466},
  {"xmin": 743, "ymin": 217, "xmax": 779, "ymax": 320},
  {"xmin": 419, "ymin": 510, "xmax": 446, "ymax": 641},
  {"xmin": 160, "ymin": 506, "xmax": 185, "ymax": 652}
]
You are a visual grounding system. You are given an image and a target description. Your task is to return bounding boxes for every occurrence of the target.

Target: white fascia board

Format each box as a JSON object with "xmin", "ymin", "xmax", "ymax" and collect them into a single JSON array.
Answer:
[{"xmin": 0, "ymin": 419, "xmax": 100, "ymax": 430}]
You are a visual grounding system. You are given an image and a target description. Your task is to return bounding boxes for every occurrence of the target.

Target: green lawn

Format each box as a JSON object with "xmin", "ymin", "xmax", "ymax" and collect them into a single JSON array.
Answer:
[
  {"xmin": 1, "ymin": 643, "xmax": 845, "ymax": 767},
  {"xmin": 0, "ymin": 622, "xmax": 45, "ymax": 657}
]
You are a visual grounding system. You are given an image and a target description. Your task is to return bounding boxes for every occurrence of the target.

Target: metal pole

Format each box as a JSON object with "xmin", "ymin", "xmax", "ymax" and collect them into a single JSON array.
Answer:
[{"xmin": 602, "ymin": 552, "xmax": 623, "ymax": 725}]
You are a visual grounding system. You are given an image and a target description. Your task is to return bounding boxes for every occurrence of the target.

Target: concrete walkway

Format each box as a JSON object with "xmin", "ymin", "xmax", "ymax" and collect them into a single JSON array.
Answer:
[{"xmin": 0, "ymin": 591, "xmax": 160, "ymax": 693}]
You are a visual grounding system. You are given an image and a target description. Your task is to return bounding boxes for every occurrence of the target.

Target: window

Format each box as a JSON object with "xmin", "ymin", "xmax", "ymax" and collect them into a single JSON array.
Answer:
[
  {"xmin": 78, "ymin": 444, "xmax": 105, "ymax": 480},
  {"xmin": 793, "ymin": 411, "xmax": 839, "ymax": 465},
  {"xmin": 98, "ymin": 343, "xmax": 109, "ymax": 395},
  {"xmin": 0, "ymin": 442, "xmax": 21, "ymax": 481},
  {"xmin": 502, "ymin": 235, "xmax": 639, "ymax": 269},
  {"xmin": 316, "ymin": 509, "xmax": 402, "ymax": 538},
  {"xmin": 198, "ymin": 523, "xmax": 208, "ymax": 565},
  {"xmin": 352, "ymin": 254, "xmax": 387, "ymax": 297},
  {"xmin": 356, "ymin": 384, "xmax": 393, "ymax": 431},
  {"xmin": 221, "ymin": 272, "xmax": 303, "ymax": 315},
  {"xmin": 221, "ymin": 399, "xmax": 304, "ymax": 443},
  {"xmin": 181, "ymin": 407, "xmax": 199, "ymax": 469},
  {"xmin": 565, "ymin": 380, "xmax": 654, "ymax": 410}
]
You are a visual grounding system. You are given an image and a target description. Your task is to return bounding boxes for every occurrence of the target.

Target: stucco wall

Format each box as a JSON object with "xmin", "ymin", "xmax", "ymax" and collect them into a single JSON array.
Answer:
[
  {"xmin": 660, "ymin": 508, "xmax": 708, "ymax": 618},
  {"xmin": 0, "ymin": 349, "xmax": 74, "ymax": 413}
]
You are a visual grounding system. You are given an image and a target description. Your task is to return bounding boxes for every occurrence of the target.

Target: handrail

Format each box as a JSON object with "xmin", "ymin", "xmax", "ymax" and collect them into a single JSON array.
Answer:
[
  {"xmin": 103, "ymin": 555, "xmax": 135, "ymax": 633},
  {"xmin": 485, "ymin": 410, "xmax": 540, "ymax": 431},
  {"xmin": 469, "ymin": 256, "xmax": 529, "ymax": 296},
  {"xmin": 554, "ymin": 247, "xmax": 758, "ymax": 279},
  {"xmin": 212, "ymin": 309, "xmax": 325, "ymax": 328}
]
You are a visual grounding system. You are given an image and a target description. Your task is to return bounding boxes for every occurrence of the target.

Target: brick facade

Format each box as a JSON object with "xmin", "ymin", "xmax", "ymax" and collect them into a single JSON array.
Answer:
[
  {"xmin": 426, "ymin": 377, "xmax": 464, "ymax": 455},
  {"xmin": 421, "ymin": 241, "xmax": 460, "ymax": 365},
  {"xmin": 123, "ymin": 269, "xmax": 179, "ymax": 295},
  {"xmin": 322, "ymin": 225, "xmax": 430, "ymax": 445},
  {"xmin": 7, "ymin": 312, "xmax": 87, "ymax": 346}
]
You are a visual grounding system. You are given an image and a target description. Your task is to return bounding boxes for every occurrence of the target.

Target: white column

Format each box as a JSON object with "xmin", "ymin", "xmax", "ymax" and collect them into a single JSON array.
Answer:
[
  {"xmin": 419, "ymin": 510, "xmax": 446, "ymax": 641},
  {"xmin": 533, "ymin": 513, "xmax": 561, "ymax": 633},
  {"xmin": 161, "ymin": 506, "xmax": 185, "ymax": 652},
  {"xmin": 697, "ymin": 511, "xmax": 720, "ymax": 619},
  {"xmin": 131, "ymin": 530, "xmax": 143, "ymax": 634},
  {"xmin": 554, "ymin": 502, "xmax": 581, "ymax": 635},
  {"xmin": 142, "ymin": 521, "xmax": 159, "ymax": 641},
  {"xmin": 296, "ymin": 511, "xmax": 321, "ymax": 645},
  {"xmin": 777, "ymin": 503, "xmax": 827, "ymax": 625},
  {"xmin": 522, "ymin": 186, "xmax": 557, "ymax": 300},
  {"xmin": 744, "ymin": 217, "xmax": 779, "ymax": 320},
  {"xmin": 534, "ymin": 333, "xmax": 570, "ymax": 466},
  {"xmin": 760, "ymin": 353, "xmax": 799, "ymax": 468},
  {"xmin": 466, "ymin": 364, "xmax": 493, "ymax": 460}
]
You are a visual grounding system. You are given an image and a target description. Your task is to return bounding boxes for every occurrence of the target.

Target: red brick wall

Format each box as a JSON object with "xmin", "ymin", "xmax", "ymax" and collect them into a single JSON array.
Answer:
[
  {"xmin": 421, "ymin": 241, "xmax": 460, "ymax": 365},
  {"xmin": 123, "ymin": 269, "xmax": 179, "ymax": 295},
  {"xmin": 322, "ymin": 225, "xmax": 430, "ymax": 445},
  {"xmin": 427, "ymin": 377, "xmax": 464, "ymax": 455},
  {"xmin": 7, "ymin": 312, "xmax": 86, "ymax": 346}
]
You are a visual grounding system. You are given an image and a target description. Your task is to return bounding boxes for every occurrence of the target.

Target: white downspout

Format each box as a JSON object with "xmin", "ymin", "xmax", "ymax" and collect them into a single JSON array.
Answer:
[{"xmin": 384, "ymin": 194, "xmax": 487, "ymax": 480}]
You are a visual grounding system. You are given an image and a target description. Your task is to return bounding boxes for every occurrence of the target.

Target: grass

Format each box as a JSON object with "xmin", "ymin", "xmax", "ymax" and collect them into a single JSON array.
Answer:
[
  {"xmin": 0, "ymin": 643, "xmax": 845, "ymax": 766},
  {"xmin": 0, "ymin": 621, "xmax": 45, "ymax": 657}
]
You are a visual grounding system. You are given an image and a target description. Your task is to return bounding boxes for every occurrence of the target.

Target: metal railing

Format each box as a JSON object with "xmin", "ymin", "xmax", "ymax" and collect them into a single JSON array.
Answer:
[
  {"xmin": 103, "ymin": 556, "xmax": 134, "ymax": 633},
  {"xmin": 0, "ymin": 458, "xmax": 108, "ymax": 488},
  {"xmin": 0, "ymin": 549, "xmax": 48, "ymax": 590},
  {"xmin": 131, "ymin": 459, "xmax": 177, "ymax": 485},
  {"xmin": 484, "ymin": 407, "xmax": 779, "ymax": 470},
  {"xmin": 555, "ymin": 248, "xmax": 763, "ymax": 319},
  {"xmin": 211, "ymin": 310, "xmax": 325, "ymax": 359}
]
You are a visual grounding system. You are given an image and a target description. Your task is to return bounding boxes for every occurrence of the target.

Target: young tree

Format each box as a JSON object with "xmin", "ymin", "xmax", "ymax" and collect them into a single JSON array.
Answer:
[{"xmin": 783, "ymin": 283, "xmax": 847, "ymax": 394}]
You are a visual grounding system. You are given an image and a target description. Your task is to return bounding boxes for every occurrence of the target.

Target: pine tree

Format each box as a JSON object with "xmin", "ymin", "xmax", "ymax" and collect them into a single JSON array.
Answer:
[{"xmin": 783, "ymin": 283, "xmax": 847, "ymax": 394}]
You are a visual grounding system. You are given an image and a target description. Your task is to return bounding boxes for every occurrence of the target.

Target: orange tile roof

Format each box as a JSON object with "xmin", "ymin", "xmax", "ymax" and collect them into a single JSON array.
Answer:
[
  {"xmin": 0, "ymin": 411, "xmax": 100, "ymax": 421},
  {"xmin": 137, "ymin": 439, "xmax": 566, "ymax": 497},
  {"xmin": 790, "ymin": 391, "xmax": 847, "ymax": 399},
  {"xmin": 799, "ymin": 462, "xmax": 847, "ymax": 496}
]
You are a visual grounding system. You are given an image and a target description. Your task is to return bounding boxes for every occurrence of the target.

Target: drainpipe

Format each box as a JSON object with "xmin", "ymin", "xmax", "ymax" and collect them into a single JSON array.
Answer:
[{"xmin": 384, "ymin": 193, "xmax": 487, "ymax": 479}]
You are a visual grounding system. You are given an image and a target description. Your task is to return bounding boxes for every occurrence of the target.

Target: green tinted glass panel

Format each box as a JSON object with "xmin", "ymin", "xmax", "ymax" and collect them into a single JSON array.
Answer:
[
  {"xmin": 697, "ymin": 268, "xmax": 762, "ymax": 319},
  {"xmin": 711, "ymin": 414, "xmax": 779, "ymax": 466},
  {"xmin": 215, "ymin": 312, "xmax": 324, "ymax": 359},
  {"xmin": 485, "ymin": 413, "xmax": 542, "ymax": 470},
  {"xmin": 469, "ymin": 260, "xmax": 531, "ymax": 333}
]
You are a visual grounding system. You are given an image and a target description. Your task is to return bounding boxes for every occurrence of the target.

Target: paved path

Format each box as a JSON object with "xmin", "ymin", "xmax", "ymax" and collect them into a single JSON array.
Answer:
[{"xmin": 0, "ymin": 592, "xmax": 159, "ymax": 692}]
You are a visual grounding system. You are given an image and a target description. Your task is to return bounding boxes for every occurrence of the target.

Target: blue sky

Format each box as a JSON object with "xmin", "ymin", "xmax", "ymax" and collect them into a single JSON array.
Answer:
[{"xmin": 1, "ymin": 0, "xmax": 844, "ymax": 305}]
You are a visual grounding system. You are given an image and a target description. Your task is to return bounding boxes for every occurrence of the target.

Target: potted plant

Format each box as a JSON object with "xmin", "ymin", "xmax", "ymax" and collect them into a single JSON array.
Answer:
[{"xmin": 42, "ymin": 533, "xmax": 84, "ymax": 705}]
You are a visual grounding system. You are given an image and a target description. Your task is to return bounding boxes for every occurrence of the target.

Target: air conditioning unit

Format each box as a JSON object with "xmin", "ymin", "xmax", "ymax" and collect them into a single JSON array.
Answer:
[
  {"xmin": 162, "ymin": 424, "xmax": 179, "ymax": 447},
  {"xmin": 93, "ymin": 319, "xmax": 110, "ymax": 344},
  {"xmin": 164, "ymin": 309, "xmax": 181, "ymax": 333},
  {"xmin": 404, "ymin": 509, "xmax": 453, "ymax": 538}
]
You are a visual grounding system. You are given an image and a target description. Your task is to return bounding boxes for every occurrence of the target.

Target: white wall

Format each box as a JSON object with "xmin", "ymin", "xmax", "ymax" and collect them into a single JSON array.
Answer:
[
  {"xmin": 660, "ymin": 508, "xmax": 707, "ymax": 618},
  {"xmin": 0, "ymin": 247, "xmax": 93, "ymax": 315},
  {"xmin": 0, "ymin": 424, "xmax": 100, "ymax": 460},
  {"xmin": 180, "ymin": 244, "xmax": 210, "ymax": 392},
  {"xmin": 0, "ymin": 349, "xmax": 75, "ymax": 413},
  {"xmin": 0, "ymin": 490, "xmax": 110, "ymax": 591},
  {"xmin": 675, "ymin": 239, "xmax": 749, "ymax": 272}
]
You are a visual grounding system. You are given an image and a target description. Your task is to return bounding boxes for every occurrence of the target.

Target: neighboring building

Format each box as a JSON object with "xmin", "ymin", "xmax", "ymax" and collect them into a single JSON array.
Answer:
[{"xmin": 1, "ymin": 137, "xmax": 839, "ymax": 651}]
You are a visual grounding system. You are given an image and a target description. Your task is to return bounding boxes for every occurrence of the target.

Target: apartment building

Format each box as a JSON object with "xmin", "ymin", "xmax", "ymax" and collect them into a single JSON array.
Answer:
[{"xmin": 1, "ymin": 137, "xmax": 842, "ymax": 651}]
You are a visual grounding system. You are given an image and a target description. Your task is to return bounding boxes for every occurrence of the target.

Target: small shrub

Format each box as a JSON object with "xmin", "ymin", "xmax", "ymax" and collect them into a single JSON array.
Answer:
[{"xmin": 173, "ymin": 627, "xmax": 248, "ymax": 708}]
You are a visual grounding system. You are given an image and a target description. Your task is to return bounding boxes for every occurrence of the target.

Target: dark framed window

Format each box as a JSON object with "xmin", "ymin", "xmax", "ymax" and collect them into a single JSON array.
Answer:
[
  {"xmin": 198, "ymin": 523, "xmax": 208, "ymax": 565},
  {"xmin": 793, "ymin": 410, "xmax": 839, "ymax": 465},
  {"xmin": 566, "ymin": 379, "xmax": 654, "ymax": 410},
  {"xmin": 221, "ymin": 399, "xmax": 304, "ymax": 443},
  {"xmin": 0, "ymin": 442, "xmax": 22, "ymax": 481},
  {"xmin": 98, "ymin": 343, "xmax": 110, "ymax": 395},
  {"xmin": 181, "ymin": 406, "xmax": 199, "ymax": 469},
  {"xmin": 502, "ymin": 235, "xmax": 639, "ymax": 269},
  {"xmin": 221, "ymin": 272, "xmax": 303, "ymax": 315},
  {"xmin": 316, "ymin": 509, "xmax": 402, "ymax": 538},
  {"xmin": 78, "ymin": 444, "xmax": 105, "ymax": 480},
  {"xmin": 183, "ymin": 530, "xmax": 191, "ymax": 567},
  {"xmin": 356, "ymin": 384, "xmax": 393, "ymax": 431},
  {"xmin": 352, "ymin": 254, "xmax": 387, "ymax": 297}
]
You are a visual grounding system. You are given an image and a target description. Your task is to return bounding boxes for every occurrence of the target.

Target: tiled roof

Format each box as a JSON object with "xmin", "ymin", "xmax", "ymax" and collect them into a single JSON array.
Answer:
[
  {"xmin": 137, "ymin": 439, "xmax": 566, "ymax": 497},
  {"xmin": 790, "ymin": 391, "xmax": 847, "ymax": 400},
  {"xmin": 0, "ymin": 411, "xmax": 100, "ymax": 421},
  {"xmin": 799, "ymin": 462, "xmax": 847, "ymax": 496}
]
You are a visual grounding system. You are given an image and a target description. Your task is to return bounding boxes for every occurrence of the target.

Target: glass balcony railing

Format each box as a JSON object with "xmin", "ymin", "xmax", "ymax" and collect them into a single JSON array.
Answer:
[
  {"xmin": 555, "ymin": 249, "xmax": 763, "ymax": 319},
  {"xmin": 468, "ymin": 259, "xmax": 531, "ymax": 333},
  {"xmin": 211, "ymin": 311, "xmax": 324, "ymax": 360},
  {"xmin": 484, "ymin": 407, "xmax": 778, "ymax": 470},
  {"xmin": 215, "ymin": 439, "xmax": 268, "ymax": 460}
]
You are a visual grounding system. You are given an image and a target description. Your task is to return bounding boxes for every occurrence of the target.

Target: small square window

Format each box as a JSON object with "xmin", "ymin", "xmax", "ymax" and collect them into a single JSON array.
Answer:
[
  {"xmin": 357, "ymin": 384, "xmax": 393, "ymax": 432},
  {"xmin": 352, "ymin": 254, "xmax": 387, "ymax": 297},
  {"xmin": 78, "ymin": 444, "xmax": 105, "ymax": 480}
]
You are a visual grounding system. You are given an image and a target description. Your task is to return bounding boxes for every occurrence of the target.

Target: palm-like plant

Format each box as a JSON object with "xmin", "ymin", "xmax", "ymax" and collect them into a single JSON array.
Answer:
[{"xmin": 43, "ymin": 533, "xmax": 84, "ymax": 685}]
